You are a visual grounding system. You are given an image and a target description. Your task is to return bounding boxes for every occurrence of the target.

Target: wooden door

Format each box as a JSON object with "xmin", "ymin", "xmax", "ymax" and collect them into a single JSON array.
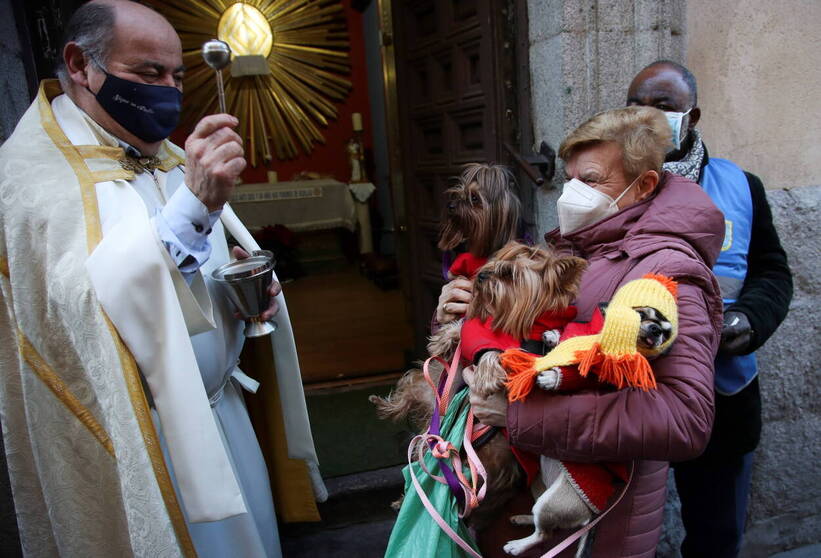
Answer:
[{"xmin": 382, "ymin": 0, "xmax": 533, "ymax": 355}]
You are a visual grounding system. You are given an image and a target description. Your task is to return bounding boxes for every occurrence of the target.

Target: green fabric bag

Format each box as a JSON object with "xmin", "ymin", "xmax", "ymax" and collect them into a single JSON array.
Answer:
[{"xmin": 384, "ymin": 389, "xmax": 481, "ymax": 558}]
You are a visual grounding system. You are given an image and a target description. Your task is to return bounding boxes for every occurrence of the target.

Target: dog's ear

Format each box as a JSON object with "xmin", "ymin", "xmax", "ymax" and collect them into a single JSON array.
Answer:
[{"xmin": 547, "ymin": 255, "xmax": 588, "ymax": 293}]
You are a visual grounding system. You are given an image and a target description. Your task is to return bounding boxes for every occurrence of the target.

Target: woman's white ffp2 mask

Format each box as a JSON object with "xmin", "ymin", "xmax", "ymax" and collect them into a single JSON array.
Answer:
[{"xmin": 556, "ymin": 176, "xmax": 639, "ymax": 236}]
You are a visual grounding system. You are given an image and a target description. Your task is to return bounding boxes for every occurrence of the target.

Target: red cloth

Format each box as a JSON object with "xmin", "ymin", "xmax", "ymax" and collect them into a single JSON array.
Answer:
[
  {"xmin": 559, "ymin": 306, "xmax": 605, "ymax": 340},
  {"xmin": 561, "ymin": 462, "xmax": 629, "ymax": 513},
  {"xmin": 462, "ymin": 307, "xmax": 577, "ymax": 486},
  {"xmin": 460, "ymin": 307, "xmax": 578, "ymax": 365},
  {"xmin": 448, "ymin": 252, "xmax": 487, "ymax": 278},
  {"xmin": 503, "ymin": 429, "xmax": 540, "ymax": 486},
  {"xmin": 553, "ymin": 307, "xmax": 607, "ymax": 391}
]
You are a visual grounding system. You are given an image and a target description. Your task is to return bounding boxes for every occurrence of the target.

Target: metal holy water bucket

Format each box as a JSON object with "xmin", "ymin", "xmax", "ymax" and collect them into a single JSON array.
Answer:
[{"xmin": 211, "ymin": 250, "xmax": 278, "ymax": 338}]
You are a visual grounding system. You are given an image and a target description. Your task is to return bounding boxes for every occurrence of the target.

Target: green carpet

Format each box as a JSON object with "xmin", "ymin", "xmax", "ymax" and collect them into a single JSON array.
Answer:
[{"xmin": 307, "ymin": 384, "xmax": 414, "ymax": 478}]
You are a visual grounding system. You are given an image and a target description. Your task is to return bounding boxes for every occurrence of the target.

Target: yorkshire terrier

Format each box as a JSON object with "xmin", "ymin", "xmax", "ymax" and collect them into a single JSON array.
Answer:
[
  {"xmin": 371, "ymin": 241, "xmax": 588, "ymax": 529},
  {"xmin": 439, "ymin": 163, "xmax": 522, "ymax": 278},
  {"xmin": 370, "ymin": 162, "xmax": 522, "ymax": 433}
]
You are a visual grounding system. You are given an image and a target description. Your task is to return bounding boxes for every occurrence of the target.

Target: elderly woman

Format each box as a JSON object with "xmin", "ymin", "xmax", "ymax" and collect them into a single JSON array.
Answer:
[{"xmin": 438, "ymin": 106, "xmax": 725, "ymax": 557}]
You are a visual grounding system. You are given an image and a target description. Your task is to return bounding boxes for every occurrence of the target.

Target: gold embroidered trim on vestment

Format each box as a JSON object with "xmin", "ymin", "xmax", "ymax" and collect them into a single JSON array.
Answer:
[
  {"xmin": 90, "ymin": 169, "xmax": 136, "ymax": 183},
  {"xmin": 39, "ymin": 81, "xmax": 103, "ymax": 252},
  {"xmin": 157, "ymin": 142, "xmax": 185, "ymax": 172},
  {"xmin": 102, "ymin": 316, "xmax": 198, "ymax": 558},
  {"xmin": 17, "ymin": 330, "xmax": 115, "ymax": 458},
  {"xmin": 0, "ymin": 256, "xmax": 8, "ymax": 278},
  {"xmin": 75, "ymin": 145, "xmax": 124, "ymax": 159},
  {"xmin": 37, "ymin": 79, "xmax": 197, "ymax": 558}
]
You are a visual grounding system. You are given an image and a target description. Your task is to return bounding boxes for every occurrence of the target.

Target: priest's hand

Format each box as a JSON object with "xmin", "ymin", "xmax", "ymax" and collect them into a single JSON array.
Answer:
[
  {"xmin": 185, "ymin": 115, "xmax": 246, "ymax": 212},
  {"xmin": 231, "ymin": 247, "xmax": 282, "ymax": 321}
]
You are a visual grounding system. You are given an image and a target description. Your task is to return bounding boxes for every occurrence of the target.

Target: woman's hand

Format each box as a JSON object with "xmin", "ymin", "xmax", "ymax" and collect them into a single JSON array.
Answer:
[
  {"xmin": 463, "ymin": 366, "xmax": 508, "ymax": 427},
  {"xmin": 435, "ymin": 277, "xmax": 473, "ymax": 324}
]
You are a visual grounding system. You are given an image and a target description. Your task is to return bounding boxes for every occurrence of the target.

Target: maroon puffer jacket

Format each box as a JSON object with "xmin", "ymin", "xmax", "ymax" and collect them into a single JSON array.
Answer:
[{"xmin": 505, "ymin": 172, "xmax": 725, "ymax": 557}]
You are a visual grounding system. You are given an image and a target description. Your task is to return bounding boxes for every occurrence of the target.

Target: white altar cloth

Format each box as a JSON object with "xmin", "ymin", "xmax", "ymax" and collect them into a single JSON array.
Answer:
[{"xmin": 231, "ymin": 179, "xmax": 356, "ymax": 232}]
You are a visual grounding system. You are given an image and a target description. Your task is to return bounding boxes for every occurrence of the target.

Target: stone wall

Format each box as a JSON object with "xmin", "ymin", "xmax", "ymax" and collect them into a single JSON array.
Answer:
[
  {"xmin": 526, "ymin": 0, "xmax": 686, "ymax": 234},
  {"xmin": 525, "ymin": 1, "xmax": 820, "ymax": 556},
  {"xmin": 0, "ymin": 3, "xmax": 27, "ymax": 555},
  {"xmin": 738, "ymin": 185, "xmax": 821, "ymax": 557},
  {"xmin": 0, "ymin": 1, "xmax": 30, "ymax": 144}
]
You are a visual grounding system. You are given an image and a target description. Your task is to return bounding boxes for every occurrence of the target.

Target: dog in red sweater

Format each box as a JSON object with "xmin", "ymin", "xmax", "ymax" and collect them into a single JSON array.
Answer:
[
  {"xmin": 372, "ymin": 242, "xmax": 587, "ymax": 528},
  {"xmin": 438, "ymin": 163, "xmax": 521, "ymax": 264}
]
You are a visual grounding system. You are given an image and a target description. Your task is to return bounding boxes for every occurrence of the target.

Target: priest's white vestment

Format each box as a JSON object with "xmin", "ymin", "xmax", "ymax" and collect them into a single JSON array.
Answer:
[{"xmin": 0, "ymin": 80, "xmax": 325, "ymax": 557}]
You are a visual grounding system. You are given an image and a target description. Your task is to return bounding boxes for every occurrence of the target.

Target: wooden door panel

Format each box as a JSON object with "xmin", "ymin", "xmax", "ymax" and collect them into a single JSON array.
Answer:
[
  {"xmin": 450, "ymin": 106, "xmax": 488, "ymax": 162},
  {"xmin": 413, "ymin": 172, "xmax": 445, "ymax": 223},
  {"xmin": 418, "ymin": 226, "xmax": 445, "ymax": 278},
  {"xmin": 453, "ymin": 0, "xmax": 479, "ymax": 20},
  {"xmin": 393, "ymin": 0, "xmax": 521, "ymax": 355}
]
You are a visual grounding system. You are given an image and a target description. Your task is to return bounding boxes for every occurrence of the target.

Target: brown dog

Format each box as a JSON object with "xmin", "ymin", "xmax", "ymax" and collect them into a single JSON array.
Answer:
[
  {"xmin": 438, "ymin": 163, "xmax": 521, "ymax": 261},
  {"xmin": 371, "ymin": 242, "xmax": 587, "ymax": 530}
]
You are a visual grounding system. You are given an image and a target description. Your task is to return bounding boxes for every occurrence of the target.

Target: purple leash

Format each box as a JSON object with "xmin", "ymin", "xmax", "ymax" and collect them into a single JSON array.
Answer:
[{"xmin": 428, "ymin": 360, "xmax": 466, "ymax": 508}]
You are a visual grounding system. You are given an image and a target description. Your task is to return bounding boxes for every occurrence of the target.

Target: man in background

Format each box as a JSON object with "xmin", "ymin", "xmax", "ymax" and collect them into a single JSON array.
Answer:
[{"xmin": 626, "ymin": 60, "xmax": 793, "ymax": 558}]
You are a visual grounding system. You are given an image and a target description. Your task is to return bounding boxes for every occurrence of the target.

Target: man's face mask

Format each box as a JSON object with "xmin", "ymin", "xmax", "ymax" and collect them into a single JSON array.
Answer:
[
  {"xmin": 665, "ymin": 108, "xmax": 691, "ymax": 151},
  {"xmin": 88, "ymin": 62, "xmax": 182, "ymax": 144},
  {"xmin": 556, "ymin": 175, "xmax": 640, "ymax": 236}
]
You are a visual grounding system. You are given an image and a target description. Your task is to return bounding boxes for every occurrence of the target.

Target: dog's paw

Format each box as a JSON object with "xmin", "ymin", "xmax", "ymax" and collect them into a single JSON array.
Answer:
[
  {"xmin": 509, "ymin": 514, "xmax": 534, "ymax": 526},
  {"xmin": 503, "ymin": 539, "xmax": 531, "ymax": 556},
  {"xmin": 473, "ymin": 351, "xmax": 506, "ymax": 397},
  {"xmin": 542, "ymin": 329, "xmax": 561, "ymax": 350},
  {"xmin": 536, "ymin": 368, "xmax": 561, "ymax": 390},
  {"xmin": 427, "ymin": 320, "xmax": 463, "ymax": 358}
]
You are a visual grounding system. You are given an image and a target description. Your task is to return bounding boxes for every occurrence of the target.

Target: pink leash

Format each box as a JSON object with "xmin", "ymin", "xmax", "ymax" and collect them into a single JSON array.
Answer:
[
  {"xmin": 410, "ymin": 345, "xmax": 488, "ymax": 557},
  {"xmin": 415, "ymin": 345, "xmax": 635, "ymax": 558},
  {"xmin": 540, "ymin": 462, "xmax": 635, "ymax": 558}
]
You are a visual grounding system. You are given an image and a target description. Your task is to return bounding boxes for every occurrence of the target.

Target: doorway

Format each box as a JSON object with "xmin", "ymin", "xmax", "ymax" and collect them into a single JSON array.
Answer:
[{"xmin": 261, "ymin": 0, "xmax": 537, "ymax": 482}]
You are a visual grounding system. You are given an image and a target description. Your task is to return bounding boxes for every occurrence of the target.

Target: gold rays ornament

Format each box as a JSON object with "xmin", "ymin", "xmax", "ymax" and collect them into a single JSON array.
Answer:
[{"xmin": 146, "ymin": 0, "xmax": 352, "ymax": 165}]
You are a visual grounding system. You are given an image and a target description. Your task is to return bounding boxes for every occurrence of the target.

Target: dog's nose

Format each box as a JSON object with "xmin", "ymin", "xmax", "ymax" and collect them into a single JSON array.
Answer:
[{"xmin": 648, "ymin": 323, "xmax": 662, "ymax": 337}]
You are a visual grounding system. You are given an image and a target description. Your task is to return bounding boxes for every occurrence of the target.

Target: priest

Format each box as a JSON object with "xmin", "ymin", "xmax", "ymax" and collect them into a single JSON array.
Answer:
[{"xmin": 0, "ymin": 1, "xmax": 324, "ymax": 556}]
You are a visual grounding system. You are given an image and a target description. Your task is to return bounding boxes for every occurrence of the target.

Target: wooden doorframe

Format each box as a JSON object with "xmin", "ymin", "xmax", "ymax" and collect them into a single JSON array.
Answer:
[
  {"xmin": 375, "ymin": 0, "xmax": 415, "ymax": 327},
  {"xmin": 510, "ymin": 0, "xmax": 539, "ymax": 239}
]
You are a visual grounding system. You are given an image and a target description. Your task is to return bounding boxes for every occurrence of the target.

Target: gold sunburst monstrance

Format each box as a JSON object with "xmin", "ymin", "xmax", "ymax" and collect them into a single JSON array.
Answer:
[{"xmin": 147, "ymin": 0, "xmax": 352, "ymax": 165}]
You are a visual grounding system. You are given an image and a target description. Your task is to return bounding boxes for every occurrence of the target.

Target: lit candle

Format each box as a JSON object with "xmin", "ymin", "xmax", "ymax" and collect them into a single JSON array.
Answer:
[{"xmin": 352, "ymin": 112, "xmax": 363, "ymax": 132}]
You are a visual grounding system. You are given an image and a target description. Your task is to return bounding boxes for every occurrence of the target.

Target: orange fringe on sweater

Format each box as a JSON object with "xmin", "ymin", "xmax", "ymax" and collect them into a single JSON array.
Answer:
[
  {"xmin": 575, "ymin": 343, "xmax": 657, "ymax": 391},
  {"xmin": 500, "ymin": 350, "xmax": 539, "ymax": 402}
]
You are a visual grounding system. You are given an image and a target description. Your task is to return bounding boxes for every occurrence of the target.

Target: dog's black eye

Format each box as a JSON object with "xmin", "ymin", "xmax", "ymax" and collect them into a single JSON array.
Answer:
[
  {"xmin": 470, "ymin": 194, "xmax": 480, "ymax": 204},
  {"xmin": 476, "ymin": 271, "xmax": 490, "ymax": 283}
]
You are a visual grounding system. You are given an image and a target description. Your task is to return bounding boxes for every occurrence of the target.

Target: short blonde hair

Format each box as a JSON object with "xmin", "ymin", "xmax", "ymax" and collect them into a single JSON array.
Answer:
[{"xmin": 559, "ymin": 106, "xmax": 672, "ymax": 178}]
